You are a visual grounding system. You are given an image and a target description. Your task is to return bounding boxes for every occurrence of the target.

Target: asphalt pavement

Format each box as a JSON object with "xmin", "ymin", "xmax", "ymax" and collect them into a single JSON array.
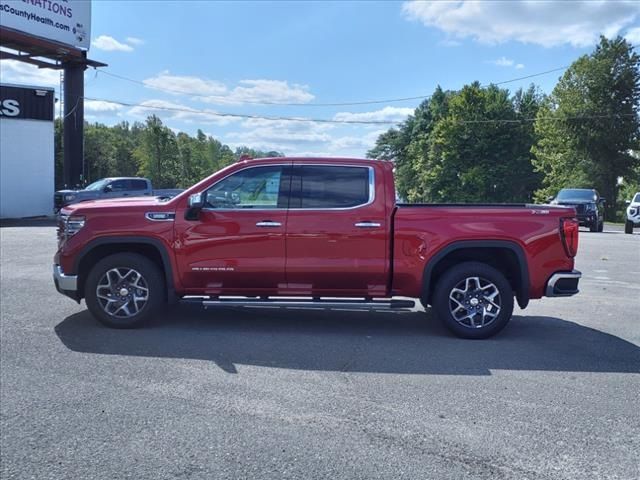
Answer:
[{"xmin": 1, "ymin": 223, "xmax": 638, "ymax": 479}]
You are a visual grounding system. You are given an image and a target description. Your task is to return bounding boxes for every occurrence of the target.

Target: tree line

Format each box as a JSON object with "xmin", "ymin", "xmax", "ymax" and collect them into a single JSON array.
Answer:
[
  {"xmin": 367, "ymin": 36, "xmax": 640, "ymax": 219},
  {"xmin": 54, "ymin": 115, "xmax": 283, "ymax": 190}
]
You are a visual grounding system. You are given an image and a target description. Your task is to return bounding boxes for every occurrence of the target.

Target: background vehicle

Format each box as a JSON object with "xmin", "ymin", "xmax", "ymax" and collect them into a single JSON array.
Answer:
[
  {"xmin": 54, "ymin": 177, "xmax": 183, "ymax": 212},
  {"xmin": 53, "ymin": 158, "xmax": 581, "ymax": 339},
  {"xmin": 625, "ymin": 192, "xmax": 640, "ymax": 234},
  {"xmin": 549, "ymin": 188, "xmax": 605, "ymax": 232}
]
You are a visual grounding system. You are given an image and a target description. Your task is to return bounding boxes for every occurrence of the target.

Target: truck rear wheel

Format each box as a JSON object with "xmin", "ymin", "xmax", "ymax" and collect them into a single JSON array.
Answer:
[
  {"xmin": 85, "ymin": 253, "xmax": 165, "ymax": 328},
  {"xmin": 432, "ymin": 262, "xmax": 514, "ymax": 339}
]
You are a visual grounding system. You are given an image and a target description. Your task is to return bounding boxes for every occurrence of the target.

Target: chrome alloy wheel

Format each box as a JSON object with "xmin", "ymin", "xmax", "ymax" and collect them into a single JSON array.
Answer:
[
  {"xmin": 96, "ymin": 268, "xmax": 149, "ymax": 318},
  {"xmin": 448, "ymin": 276, "xmax": 501, "ymax": 329}
]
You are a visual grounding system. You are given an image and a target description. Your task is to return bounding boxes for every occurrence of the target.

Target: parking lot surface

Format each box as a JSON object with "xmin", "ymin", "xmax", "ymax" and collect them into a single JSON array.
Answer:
[{"xmin": 1, "ymin": 223, "xmax": 639, "ymax": 479}]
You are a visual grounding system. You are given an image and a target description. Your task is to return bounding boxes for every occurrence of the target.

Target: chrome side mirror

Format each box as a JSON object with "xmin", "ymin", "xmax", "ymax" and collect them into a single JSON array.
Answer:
[
  {"xmin": 188, "ymin": 192, "xmax": 204, "ymax": 208},
  {"xmin": 186, "ymin": 192, "xmax": 205, "ymax": 221}
]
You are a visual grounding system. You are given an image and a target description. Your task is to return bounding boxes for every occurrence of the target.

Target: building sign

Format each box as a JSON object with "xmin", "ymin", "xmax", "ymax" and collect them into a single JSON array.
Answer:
[
  {"xmin": 0, "ymin": 0, "xmax": 91, "ymax": 50},
  {"xmin": 0, "ymin": 84, "xmax": 54, "ymax": 121}
]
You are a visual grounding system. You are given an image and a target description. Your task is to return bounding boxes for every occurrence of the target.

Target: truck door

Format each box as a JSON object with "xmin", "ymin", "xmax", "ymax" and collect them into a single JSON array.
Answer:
[
  {"xmin": 176, "ymin": 164, "xmax": 291, "ymax": 294},
  {"xmin": 284, "ymin": 163, "xmax": 388, "ymax": 297}
]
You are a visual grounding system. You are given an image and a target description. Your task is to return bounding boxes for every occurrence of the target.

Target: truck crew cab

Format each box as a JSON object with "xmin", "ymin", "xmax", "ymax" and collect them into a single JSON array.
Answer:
[{"xmin": 54, "ymin": 158, "xmax": 581, "ymax": 339}]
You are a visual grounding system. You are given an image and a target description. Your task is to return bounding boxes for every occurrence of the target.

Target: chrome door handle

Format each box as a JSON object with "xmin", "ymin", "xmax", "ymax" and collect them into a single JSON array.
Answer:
[
  {"xmin": 256, "ymin": 221, "xmax": 282, "ymax": 227},
  {"xmin": 355, "ymin": 221, "xmax": 381, "ymax": 228}
]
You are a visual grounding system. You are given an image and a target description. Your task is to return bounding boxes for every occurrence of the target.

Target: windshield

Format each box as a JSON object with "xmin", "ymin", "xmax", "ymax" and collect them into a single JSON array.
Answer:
[
  {"xmin": 84, "ymin": 179, "xmax": 110, "ymax": 191},
  {"xmin": 634, "ymin": 193, "xmax": 640, "ymax": 203},
  {"xmin": 556, "ymin": 189, "xmax": 596, "ymax": 202}
]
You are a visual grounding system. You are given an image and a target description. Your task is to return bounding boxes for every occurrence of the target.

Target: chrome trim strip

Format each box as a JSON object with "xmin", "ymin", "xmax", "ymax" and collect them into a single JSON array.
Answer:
[
  {"xmin": 545, "ymin": 270, "xmax": 581, "ymax": 297},
  {"xmin": 197, "ymin": 298, "xmax": 415, "ymax": 310},
  {"xmin": 199, "ymin": 163, "xmax": 376, "ymax": 212},
  {"xmin": 287, "ymin": 165, "xmax": 375, "ymax": 211},
  {"xmin": 145, "ymin": 212, "xmax": 176, "ymax": 222},
  {"xmin": 53, "ymin": 265, "xmax": 78, "ymax": 292},
  {"xmin": 256, "ymin": 221, "xmax": 282, "ymax": 227},
  {"xmin": 355, "ymin": 221, "xmax": 381, "ymax": 228}
]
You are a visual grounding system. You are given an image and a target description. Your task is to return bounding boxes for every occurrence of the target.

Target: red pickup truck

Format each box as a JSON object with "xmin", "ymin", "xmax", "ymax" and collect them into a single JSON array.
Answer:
[{"xmin": 54, "ymin": 157, "xmax": 581, "ymax": 338}]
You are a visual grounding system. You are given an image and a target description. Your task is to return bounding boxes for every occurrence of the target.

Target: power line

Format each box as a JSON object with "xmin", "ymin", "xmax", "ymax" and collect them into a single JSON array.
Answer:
[
  {"xmin": 84, "ymin": 95, "xmax": 637, "ymax": 125},
  {"xmin": 83, "ymin": 96, "xmax": 397, "ymax": 124},
  {"xmin": 95, "ymin": 41, "xmax": 640, "ymax": 107},
  {"xmin": 94, "ymin": 62, "xmax": 572, "ymax": 108}
]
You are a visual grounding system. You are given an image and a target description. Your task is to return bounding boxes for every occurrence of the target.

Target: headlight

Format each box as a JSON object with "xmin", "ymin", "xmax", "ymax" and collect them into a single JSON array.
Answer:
[
  {"xmin": 64, "ymin": 194, "xmax": 76, "ymax": 201},
  {"xmin": 58, "ymin": 214, "xmax": 85, "ymax": 243},
  {"xmin": 630, "ymin": 207, "xmax": 637, "ymax": 216},
  {"xmin": 585, "ymin": 203, "xmax": 596, "ymax": 212},
  {"xmin": 66, "ymin": 215, "xmax": 85, "ymax": 236}
]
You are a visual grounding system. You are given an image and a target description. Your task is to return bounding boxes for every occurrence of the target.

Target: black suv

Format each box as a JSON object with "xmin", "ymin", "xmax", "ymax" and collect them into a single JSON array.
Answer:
[{"xmin": 549, "ymin": 188, "xmax": 605, "ymax": 232}]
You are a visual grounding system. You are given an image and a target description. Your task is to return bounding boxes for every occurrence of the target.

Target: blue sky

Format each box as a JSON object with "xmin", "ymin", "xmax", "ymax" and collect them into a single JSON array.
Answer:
[{"xmin": 2, "ymin": 0, "xmax": 640, "ymax": 157}]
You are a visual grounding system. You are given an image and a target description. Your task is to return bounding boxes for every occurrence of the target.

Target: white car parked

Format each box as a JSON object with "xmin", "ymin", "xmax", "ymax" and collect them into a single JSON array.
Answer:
[{"xmin": 625, "ymin": 192, "xmax": 640, "ymax": 234}]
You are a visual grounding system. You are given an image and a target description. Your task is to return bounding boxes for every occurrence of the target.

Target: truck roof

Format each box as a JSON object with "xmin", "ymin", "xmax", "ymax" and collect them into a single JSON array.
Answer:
[
  {"xmin": 244, "ymin": 157, "xmax": 381, "ymax": 164},
  {"xmin": 102, "ymin": 177, "xmax": 149, "ymax": 181}
]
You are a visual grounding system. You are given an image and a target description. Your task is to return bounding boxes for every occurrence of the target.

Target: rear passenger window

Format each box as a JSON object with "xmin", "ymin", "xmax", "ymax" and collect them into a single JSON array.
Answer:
[
  {"xmin": 110, "ymin": 180, "xmax": 129, "ymax": 192},
  {"xmin": 292, "ymin": 166, "xmax": 370, "ymax": 208},
  {"xmin": 130, "ymin": 179, "xmax": 148, "ymax": 191}
]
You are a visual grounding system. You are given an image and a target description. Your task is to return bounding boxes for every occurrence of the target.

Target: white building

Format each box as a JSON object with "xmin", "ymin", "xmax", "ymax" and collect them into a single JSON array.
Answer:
[{"xmin": 0, "ymin": 83, "xmax": 55, "ymax": 218}]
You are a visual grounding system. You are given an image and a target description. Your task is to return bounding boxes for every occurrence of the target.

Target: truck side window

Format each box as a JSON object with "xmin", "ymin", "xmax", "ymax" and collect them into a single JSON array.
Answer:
[
  {"xmin": 205, "ymin": 166, "xmax": 284, "ymax": 209},
  {"xmin": 291, "ymin": 166, "xmax": 370, "ymax": 209},
  {"xmin": 130, "ymin": 179, "xmax": 148, "ymax": 191},
  {"xmin": 110, "ymin": 180, "xmax": 129, "ymax": 192}
]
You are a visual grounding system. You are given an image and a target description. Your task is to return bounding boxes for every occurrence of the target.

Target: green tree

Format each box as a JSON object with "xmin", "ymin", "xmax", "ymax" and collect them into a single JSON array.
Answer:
[
  {"xmin": 370, "ymin": 83, "xmax": 541, "ymax": 203},
  {"xmin": 234, "ymin": 146, "xmax": 284, "ymax": 160},
  {"xmin": 532, "ymin": 36, "xmax": 640, "ymax": 215},
  {"xmin": 134, "ymin": 115, "xmax": 180, "ymax": 188},
  {"xmin": 84, "ymin": 123, "xmax": 116, "ymax": 183}
]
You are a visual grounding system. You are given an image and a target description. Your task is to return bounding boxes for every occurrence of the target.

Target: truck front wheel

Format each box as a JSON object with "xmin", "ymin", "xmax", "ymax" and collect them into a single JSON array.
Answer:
[
  {"xmin": 85, "ymin": 253, "xmax": 165, "ymax": 328},
  {"xmin": 432, "ymin": 262, "xmax": 514, "ymax": 339},
  {"xmin": 625, "ymin": 220, "xmax": 634, "ymax": 234}
]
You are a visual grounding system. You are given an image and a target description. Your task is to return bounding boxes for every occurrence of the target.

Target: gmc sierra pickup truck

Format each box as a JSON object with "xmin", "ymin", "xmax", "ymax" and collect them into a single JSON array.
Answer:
[{"xmin": 54, "ymin": 157, "xmax": 581, "ymax": 338}]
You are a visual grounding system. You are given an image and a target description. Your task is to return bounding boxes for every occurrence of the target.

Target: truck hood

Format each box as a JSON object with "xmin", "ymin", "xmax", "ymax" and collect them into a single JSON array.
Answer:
[{"xmin": 62, "ymin": 196, "xmax": 169, "ymax": 213}]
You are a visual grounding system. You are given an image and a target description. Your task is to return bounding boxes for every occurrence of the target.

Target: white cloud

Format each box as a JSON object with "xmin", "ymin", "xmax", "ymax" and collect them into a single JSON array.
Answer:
[
  {"xmin": 126, "ymin": 36, "xmax": 145, "ymax": 46},
  {"xmin": 84, "ymin": 100, "xmax": 123, "ymax": 113},
  {"xmin": 127, "ymin": 99, "xmax": 238, "ymax": 125},
  {"xmin": 228, "ymin": 120, "xmax": 333, "ymax": 145},
  {"xmin": 225, "ymin": 119, "xmax": 385, "ymax": 157},
  {"xmin": 328, "ymin": 130, "xmax": 388, "ymax": 152},
  {"xmin": 402, "ymin": 0, "xmax": 640, "ymax": 47},
  {"xmin": 625, "ymin": 26, "xmax": 640, "ymax": 44},
  {"xmin": 0, "ymin": 60, "xmax": 60, "ymax": 87},
  {"xmin": 92, "ymin": 35, "xmax": 134, "ymax": 52},
  {"xmin": 143, "ymin": 71, "xmax": 227, "ymax": 96},
  {"xmin": 487, "ymin": 56, "xmax": 525, "ymax": 70},
  {"xmin": 222, "ymin": 79, "xmax": 314, "ymax": 105},
  {"xmin": 490, "ymin": 56, "xmax": 514, "ymax": 67},
  {"xmin": 333, "ymin": 106, "xmax": 413, "ymax": 123},
  {"xmin": 142, "ymin": 72, "xmax": 314, "ymax": 105}
]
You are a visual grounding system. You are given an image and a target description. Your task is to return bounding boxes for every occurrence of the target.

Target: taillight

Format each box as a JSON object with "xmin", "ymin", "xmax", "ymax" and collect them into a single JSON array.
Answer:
[{"xmin": 560, "ymin": 218, "xmax": 579, "ymax": 257}]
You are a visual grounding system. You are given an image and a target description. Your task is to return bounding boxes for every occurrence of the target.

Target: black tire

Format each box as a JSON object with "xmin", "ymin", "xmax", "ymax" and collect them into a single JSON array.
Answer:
[
  {"xmin": 432, "ymin": 262, "xmax": 514, "ymax": 339},
  {"xmin": 597, "ymin": 220, "xmax": 604, "ymax": 232},
  {"xmin": 85, "ymin": 253, "xmax": 165, "ymax": 328},
  {"xmin": 625, "ymin": 220, "xmax": 634, "ymax": 234},
  {"xmin": 589, "ymin": 222, "xmax": 598, "ymax": 232}
]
